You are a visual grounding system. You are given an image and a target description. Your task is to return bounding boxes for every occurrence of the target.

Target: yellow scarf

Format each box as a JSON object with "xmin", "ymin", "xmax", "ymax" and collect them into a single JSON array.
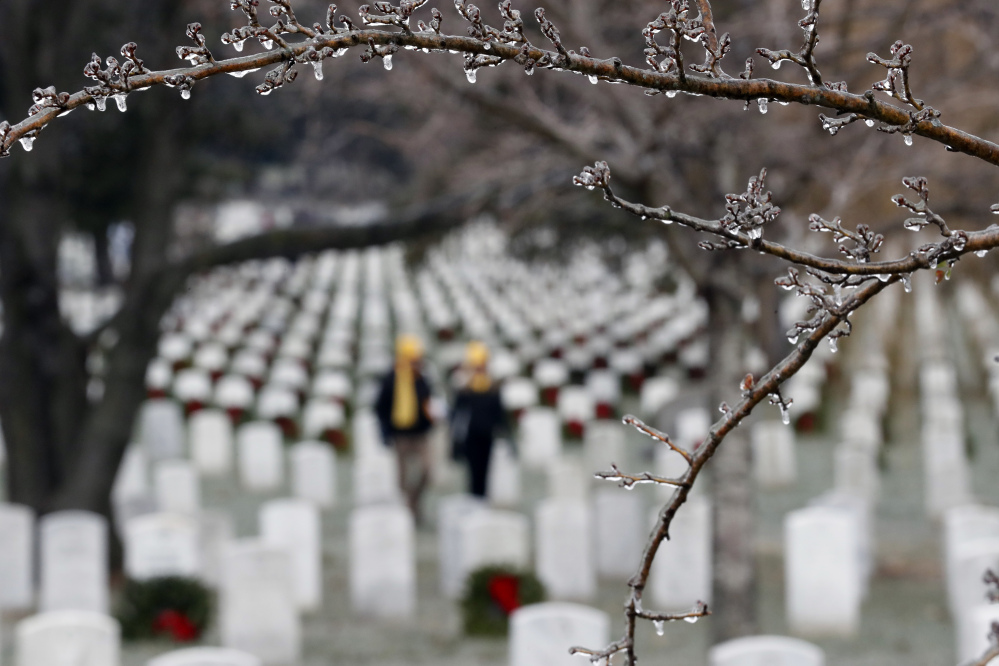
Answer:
[
  {"xmin": 391, "ymin": 362, "xmax": 419, "ymax": 429},
  {"xmin": 468, "ymin": 370, "xmax": 492, "ymax": 393}
]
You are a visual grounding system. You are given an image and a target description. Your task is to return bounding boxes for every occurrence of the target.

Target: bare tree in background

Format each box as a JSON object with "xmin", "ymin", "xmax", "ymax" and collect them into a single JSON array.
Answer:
[{"xmin": 4, "ymin": 0, "xmax": 999, "ymax": 661}]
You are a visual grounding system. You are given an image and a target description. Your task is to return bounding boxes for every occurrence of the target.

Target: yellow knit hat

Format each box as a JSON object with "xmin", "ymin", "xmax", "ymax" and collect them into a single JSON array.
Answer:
[
  {"xmin": 396, "ymin": 334, "xmax": 424, "ymax": 362},
  {"xmin": 464, "ymin": 340, "xmax": 490, "ymax": 367}
]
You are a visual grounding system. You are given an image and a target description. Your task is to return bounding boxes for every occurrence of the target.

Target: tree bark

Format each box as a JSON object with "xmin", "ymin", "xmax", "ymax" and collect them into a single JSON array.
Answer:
[{"xmin": 706, "ymin": 281, "xmax": 759, "ymax": 641}]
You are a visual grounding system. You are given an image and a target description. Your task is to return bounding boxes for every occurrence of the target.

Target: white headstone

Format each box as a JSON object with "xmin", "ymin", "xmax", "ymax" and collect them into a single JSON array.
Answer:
[
  {"xmin": 808, "ymin": 492, "xmax": 872, "ymax": 597},
  {"xmin": 593, "ymin": 490, "xmax": 645, "ymax": 580},
  {"xmin": 546, "ymin": 457, "xmax": 588, "ymax": 501},
  {"xmin": 751, "ymin": 421, "xmax": 797, "ymax": 488},
  {"xmin": 123, "ymin": 512, "xmax": 200, "ymax": 581},
  {"xmin": 585, "ymin": 370, "xmax": 621, "ymax": 409},
  {"xmin": 519, "ymin": 408, "xmax": 562, "ymax": 469},
  {"xmin": 352, "ymin": 449, "xmax": 400, "ymax": 506},
  {"xmin": 675, "ymin": 408, "xmax": 711, "ymax": 449},
  {"xmin": 944, "ymin": 506, "xmax": 999, "ymax": 616},
  {"xmin": 40, "ymin": 511, "xmax": 109, "ymax": 613},
  {"xmin": 173, "ymin": 368, "xmax": 213, "ymax": 406},
  {"xmin": 640, "ymin": 376, "xmax": 679, "ymax": 418},
  {"xmin": 197, "ymin": 511, "xmax": 235, "ymax": 588},
  {"xmin": 289, "ymin": 441, "xmax": 337, "ymax": 508},
  {"xmin": 583, "ymin": 421, "xmax": 626, "ymax": 479},
  {"xmin": 650, "ymin": 497, "xmax": 712, "ymax": 610},
  {"xmin": 188, "ymin": 409, "xmax": 234, "ymax": 476},
  {"xmin": 260, "ymin": 499, "xmax": 322, "ymax": 612},
  {"xmin": 784, "ymin": 505, "xmax": 861, "ymax": 636},
  {"xmin": 923, "ymin": 419, "xmax": 972, "ymax": 517},
  {"xmin": 509, "ymin": 602, "xmax": 610, "ymax": 666},
  {"xmin": 219, "ymin": 541, "xmax": 300, "ymax": 665},
  {"xmin": 215, "ymin": 374, "xmax": 255, "ymax": 411},
  {"xmin": 139, "ymin": 399, "xmax": 185, "ymax": 461},
  {"xmin": 255, "ymin": 385, "xmax": 298, "ymax": 421},
  {"xmin": 488, "ymin": 440, "xmax": 521, "ymax": 508},
  {"xmin": 535, "ymin": 500, "xmax": 595, "ymax": 601},
  {"xmin": 349, "ymin": 504, "xmax": 416, "ymax": 618},
  {"xmin": 0, "ymin": 503, "xmax": 34, "ymax": 610},
  {"xmin": 950, "ymin": 538, "xmax": 999, "ymax": 629},
  {"xmin": 147, "ymin": 647, "xmax": 262, "ymax": 666},
  {"xmin": 351, "ymin": 410, "xmax": 383, "ymax": 459},
  {"xmin": 154, "ymin": 460, "xmax": 201, "ymax": 515},
  {"xmin": 112, "ymin": 445, "xmax": 149, "ymax": 504},
  {"xmin": 301, "ymin": 400, "xmax": 345, "ymax": 440},
  {"xmin": 709, "ymin": 635, "xmax": 825, "ymax": 666},
  {"xmin": 437, "ymin": 494, "xmax": 488, "ymax": 599},
  {"xmin": 236, "ymin": 421, "xmax": 285, "ymax": 492},
  {"xmin": 833, "ymin": 445, "xmax": 879, "ymax": 502},
  {"xmin": 457, "ymin": 510, "xmax": 530, "ymax": 590},
  {"xmin": 501, "ymin": 378, "xmax": 539, "ymax": 412},
  {"xmin": 957, "ymin": 603, "xmax": 999, "ymax": 665},
  {"xmin": 557, "ymin": 387, "xmax": 594, "ymax": 426},
  {"xmin": 15, "ymin": 611, "xmax": 120, "ymax": 666}
]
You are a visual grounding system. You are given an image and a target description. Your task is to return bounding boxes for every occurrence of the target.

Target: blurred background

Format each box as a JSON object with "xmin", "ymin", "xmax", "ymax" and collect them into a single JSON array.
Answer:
[{"xmin": 2, "ymin": 0, "xmax": 999, "ymax": 664}]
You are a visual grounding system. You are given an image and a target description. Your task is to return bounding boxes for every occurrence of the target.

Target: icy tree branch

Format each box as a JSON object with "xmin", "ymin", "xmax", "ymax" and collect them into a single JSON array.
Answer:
[{"xmin": 2, "ymin": 0, "xmax": 999, "ymax": 165}]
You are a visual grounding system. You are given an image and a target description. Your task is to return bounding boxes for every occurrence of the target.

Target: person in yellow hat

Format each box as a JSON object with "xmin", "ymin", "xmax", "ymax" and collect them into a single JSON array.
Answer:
[
  {"xmin": 375, "ymin": 334, "xmax": 435, "ymax": 522},
  {"xmin": 450, "ymin": 341, "xmax": 510, "ymax": 497}
]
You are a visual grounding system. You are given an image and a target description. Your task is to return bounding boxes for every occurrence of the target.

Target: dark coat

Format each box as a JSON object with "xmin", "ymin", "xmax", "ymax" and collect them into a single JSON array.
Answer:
[
  {"xmin": 450, "ymin": 388, "xmax": 508, "ymax": 459},
  {"xmin": 375, "ymin": 369, "xmax": 434, "ymax": 442}
]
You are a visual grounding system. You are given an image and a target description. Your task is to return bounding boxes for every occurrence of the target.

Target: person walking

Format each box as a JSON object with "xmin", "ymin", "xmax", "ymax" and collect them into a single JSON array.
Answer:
[
  {"xmin": 376, "ymin": 334, "xmax": 435, "ymax": 522},
  {"xmin": 450, "ymin": 341, "xmax": 509, "ymax": 498}
]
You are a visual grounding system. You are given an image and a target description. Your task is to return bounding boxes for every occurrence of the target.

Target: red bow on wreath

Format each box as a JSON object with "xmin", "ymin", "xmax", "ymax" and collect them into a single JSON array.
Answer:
[
  {"xmin": 153, "ymin": 609, "xmax": 199, "ymax": 642},
  {"xmin": 488, "ymin": 574, "xmax": 521, "ymax": 615}
]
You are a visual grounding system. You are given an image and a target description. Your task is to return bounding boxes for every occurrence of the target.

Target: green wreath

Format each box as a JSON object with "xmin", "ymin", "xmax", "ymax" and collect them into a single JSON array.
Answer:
[
  {"xmin": 116, "ymin": 576, "xmax": 212, "ymax": 642},
  {"xmin": 461, "ymin": 566, "xmax": 545, "ymax": 636}
]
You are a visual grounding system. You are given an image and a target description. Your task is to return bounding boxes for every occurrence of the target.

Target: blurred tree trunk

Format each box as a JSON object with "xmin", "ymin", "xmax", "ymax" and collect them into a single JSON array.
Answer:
[{"xmin": 706, "ymin": 277, "xmax": 758, "ymax": 641}]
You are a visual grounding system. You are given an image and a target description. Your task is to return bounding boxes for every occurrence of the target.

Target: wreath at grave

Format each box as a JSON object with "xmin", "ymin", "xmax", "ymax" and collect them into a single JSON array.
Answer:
[
  {"xmin": 116, "ymin": 576, "xmax": 212, "ymax": 642},
  {"xmin": 461, "ymin": 566, "xmax": 544, "ymax": 636}
]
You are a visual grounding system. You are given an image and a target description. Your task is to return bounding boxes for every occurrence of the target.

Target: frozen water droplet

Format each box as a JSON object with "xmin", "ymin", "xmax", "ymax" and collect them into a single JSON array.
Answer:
[
  {"xmin": 86, "ymin": 101, "xmax": 96, "ymax": 111},
  {"xmin": 483, "ymin": 42, "xmax": 491, "ymax": 50},
  {"xmin": 902, "ymin": 274, "xmax": 912, "ymax": 292},
  {"xmin": 114, "ymin": 94, "xmax": 127, "ymax": 112},
  {"xmin": 780, "ymin": 404, "xmax": 790, "ymax": 425},
  {"xmin": 525, "ymin": 67, "xmax": 534, "ymax": 76},
  {"xmin": 771, "ymin": 60, "xmax": 782, "ymax": 70},
  {"xmin": 623, "ymin": 483, "xmax": 635, "ymax": 490},
  {"xmin": 976, "ymin": 250, "xmax": 988, "ymax": 258},
  {"xmin": 96, "ymin": 97, "xmax": 107, "ymax": 112},
  {"xmin": 233, "ymin": 39, "xmax": 245, "ymax": 52},
  {"xmin": 828, "ymin": 337, "xmax": 838, "ymax": 353},
  {"xmin": 666, "ymin": 90, "xmax": 677, "ymax": 98},
  {"xmin": 262, "ymin": 39, "xmax": 274, "ymax": 50},
  {"xmin": 654, "ymin": 620, "xmax": 665, "ymax": 636},
  {"xmin": 466, "ymin": 68, "xmax": 477, "ymax": 83},
  {"xmin": 588, "ymin": 75, "xmax": 598, "ymax": 84},
  {"xmin": 757, "ymin": 98, "xmax": 768, "ymax": 114},
  {"xmin": 180, "ymin": 89, "xmax": 191, "ymax": 100},
  {"xmin": 19, "ymin": 136, "xmax": 35, "ymax": 152},
  {"xmin": 684, "ymin": 615, "xmax": 699, "ymax": 624},
  {"xmin": 877, "ymin": 273, "xmax": 890, "ymax": 282},
  {"xmin": 903, "ymin": 134, "xmax": 913, "ymax": 146},
  {"xmin": 383, "ymin": 55, "xmax": 393, "ymax": 71},
  {"xmin": 787, "ymin": 334, "xmax": 798, "ymax": 344},
  {"xmin": 312, "ymin": 61, "xmax": 324, "ymax": 80},
  {"xmin": 865, "ymin": 119, "xmax": 875, "ymax": 127},
  {"xmin": 228, "ymin": 68, "xmax": 259, "ymax": 78}
]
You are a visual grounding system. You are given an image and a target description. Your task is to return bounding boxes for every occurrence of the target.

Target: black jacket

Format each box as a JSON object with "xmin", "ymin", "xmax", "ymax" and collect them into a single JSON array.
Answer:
[
  {"xmin": 375, "ymin": 369, "xmax": 434, "ymax": 441},
  {"xmin": 450, "ymin": 388, "xmax": 509, "ymax": 458}
]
